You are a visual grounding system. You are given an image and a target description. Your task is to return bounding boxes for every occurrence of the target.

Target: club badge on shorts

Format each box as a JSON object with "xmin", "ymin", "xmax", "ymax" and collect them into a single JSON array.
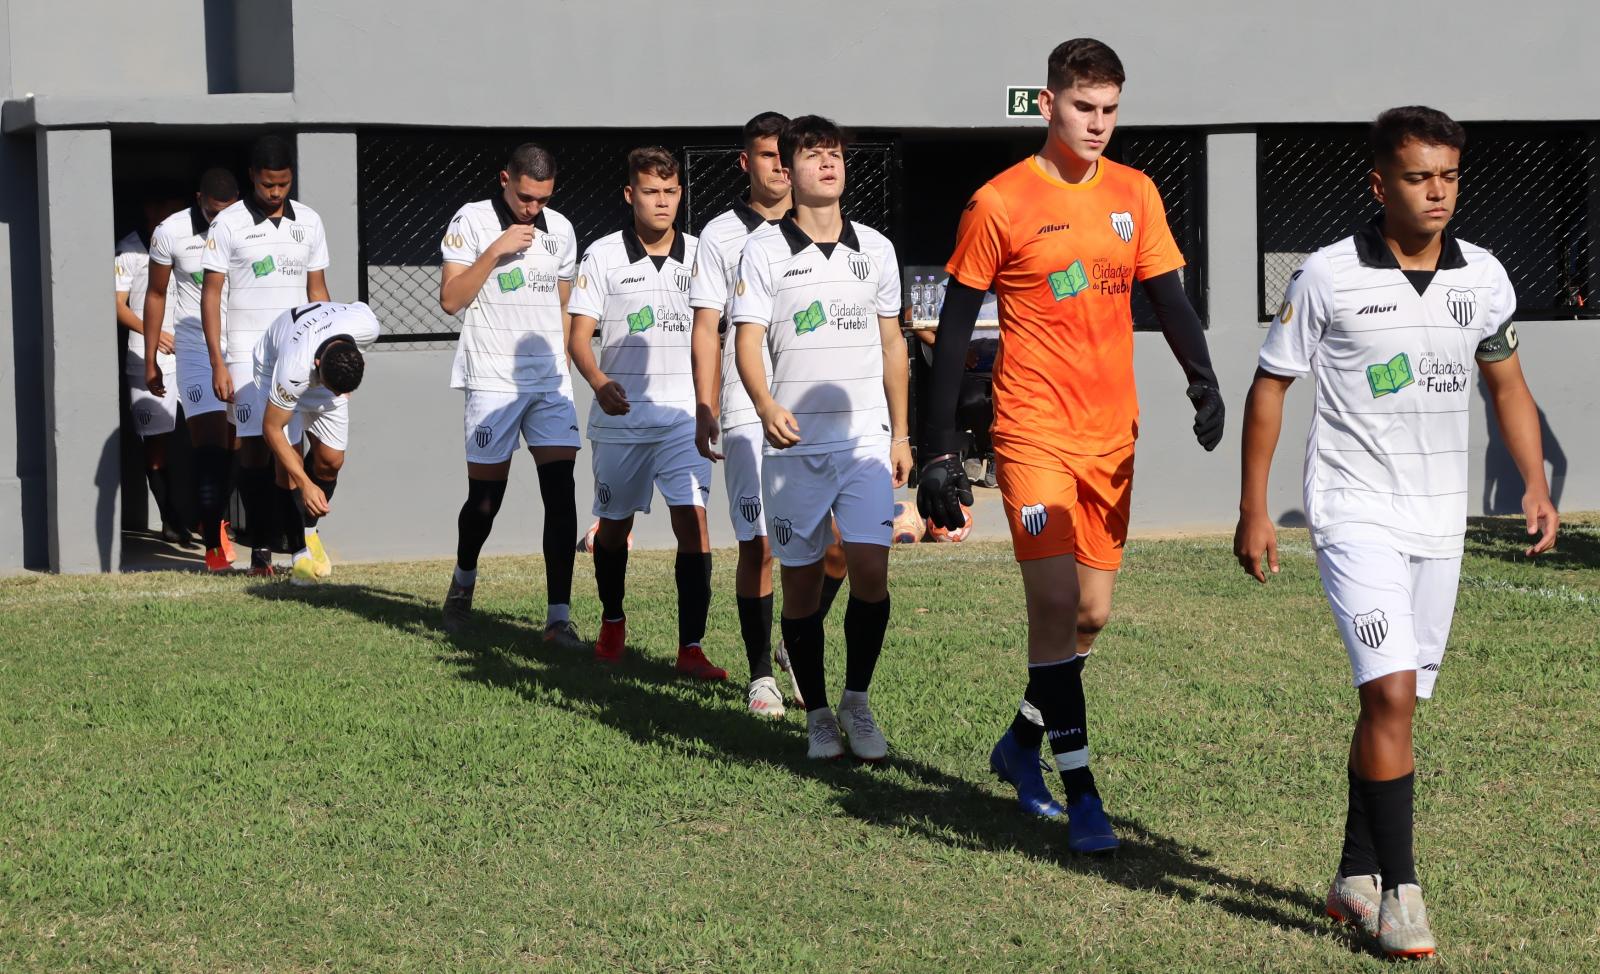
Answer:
[
  {"xmin": 1020, "ymin": 502, "xmax": 1047, "ymax": 537},
  {"xmin": 596, "ymin": 482, "xmax": 612, "ymax": 507},
  {"xmin": 739, "ymin": 495, "xmax": 761, "ymax": 524},
  {"xmin": 1353, "ymin": 609, "xmax": 1388, "ymax": 649},
  {"xmin": 773, "ymin": 517, "xmax": 793, "ymax": 546},
  {"xmin": 474, "ymin": 425, "xmax": 492, "ymax": 449}
]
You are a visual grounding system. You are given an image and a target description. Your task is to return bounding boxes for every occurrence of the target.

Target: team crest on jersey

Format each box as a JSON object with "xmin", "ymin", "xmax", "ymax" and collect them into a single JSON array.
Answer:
[
  {"xmin": 1353, "ymin": 609, "xmax": 1388, "ymax": 649},
  {"xmin": 473, "ymin": 425, "xmax": 492, "ymax": 449},
  {"xmin": 847, "ymin": 251, "xmax": 872, "ymax": 281},
  {"xmin": 739, "ymin": 495, "xmax": 761, "ymax": 524},
  {"xmin": 596, "ymin": 482, "xmax": 612, "ymax": 507},
  {"xmin": 290, "ymin": 225, "xmax": 305, "ymax": 244},
  {"xmin": 236, "ymin": 402, "xmax": 252, "ymax": 424},
  {"xmin": 542, "ymin": 234, "xmax": 560, "ymax": 255},
  {"xmin": 1110, "ymin": 211, "xmax": 1135, "ymax": 243},
  {"xmin": 186, "ymin": 384, "xmax": 203, "ymax": 403},
  {"xmin": 1445, "ymin": 288, "xmax": 1476, "ymax": 328},
  {"xmin": 674, "ymin": 266, "xmax": 691, "ymax": 291},
  {"xmin": 1020, "ymin": 503, "xmax": 1048, "ymax": 537},
  {"xmin": 773, "ymin": 517, "xmax": 793, "ymax": 546}
]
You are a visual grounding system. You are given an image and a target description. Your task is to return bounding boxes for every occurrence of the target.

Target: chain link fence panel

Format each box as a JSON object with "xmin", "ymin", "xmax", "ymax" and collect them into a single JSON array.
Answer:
[
  {"xmin": 1259, "ymin": 126, "xmax": 1598, "ymax": 320},
  {"xmin": 1113, "ymin": 130, "xmax": 1206, "ymax": 329}
]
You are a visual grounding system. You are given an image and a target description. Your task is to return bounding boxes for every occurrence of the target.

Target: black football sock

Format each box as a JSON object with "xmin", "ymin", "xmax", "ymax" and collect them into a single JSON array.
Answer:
[
  {"xmin": 593, "ymin": 538, "xmax": 629, "ymax": 621},
  {"xmin": 194, "ymin": 446, "xmax": 230, "ymax": 549},
  {"xmin": 1339, "ymin": 766, "xmax": 1382, "ymax": 878},
  {"xmin": 536, "ymin": 460, "xmax": 577, "ymax": 609},
  {"xmin": 779, "ymin": 610, "xmax": 827, "ymax": 713},
  {"xmin": 276, "ymin": 484, "xmax": 305, "ymax": 553},
  {"xmin": 1008, "ymin": 678, "xmax": 1047, "ymax": 753},
  {"xmin": 1032, "ymin": 655, "xmax": 1098, "ymax": 804},
  {"xmin": 818, "ymin": 572, "xmax": 846, "ymax": 621},
  {"xmin": 236, "ymin": 464, "xmax": 275, "ymax": 553},
  {"xmin": 455, "ymin": 477, "xmax": 508, "ymax": 574},
  {"xmin": 144, "ymin": 466, "xmax": 176, "ymax": 527},
  {"xmin": 304, "ymin": 474, "xmax": 337, "ymax": 530},
  {"xmin": 842, "ymin": 594, "xmax": 890, "ymax": 693},
  {"xmin": 1360, "ymin": 771, "xmax": 1417, "ymax": 890},
  {"xmin": 738, "ymin": 594, "xmax": 775, "ymax": 681},
  {"xmin": 675, "ymin": 552, "xmax": 713, "ymax": 648}
]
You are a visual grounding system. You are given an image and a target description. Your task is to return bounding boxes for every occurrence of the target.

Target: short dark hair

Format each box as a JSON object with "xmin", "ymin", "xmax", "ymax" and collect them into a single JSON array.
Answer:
[
  {"xmin": 1046, "ymin": 38, "xmax": 1125, "ymax": 92},
  {"xmin": 743, "ymin": 111, "xmax": 789, "ymax": 147},
  {"xmin": 1370, "ymin": 106, "xmax": 1466, "ymax": 168},
  {"xmin": 506, "ymin": 143, "xmax": 557, "ymax": 182},
  {"xmin": 319, "ymin": 340, "xmax": 365, "ymax": 396},
  {"xmin": 198, "ymin": 167, "xmax": 240, "ymax": 202},
  {"xmin": 778, "ymin": 115, "xmax": 847, "ymax": 170},
  {"xmin": 249, "ymin": 135, "xmax": 295, "ymax": 172},
  {"xmin": 627, "ymin": 146, "xmax": 681, "ymax": 184}
]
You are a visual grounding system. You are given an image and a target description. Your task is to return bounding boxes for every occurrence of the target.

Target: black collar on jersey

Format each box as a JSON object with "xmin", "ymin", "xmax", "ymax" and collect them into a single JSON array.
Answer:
[
  {"xmin": 730, "ymin": 198, "xmax": 775, "ymax": 232},
  {"xmin": 490, "ymin": 192, "xmax": 551, "ymax": 232},
  {"xmin": 778, "ymin": 211, "xmax": 861, "ymax": 256},
  {"xmin": 188, "ymin": 204, "xmax": 210, "ymax": 237},
  {"xmin": 621, "ymin": 223, "xmax": 686, "ymax": 265},
  {"xmin": 244, "ymin": 194, "xmax": 296, "ymax": 225},
  {"xmin": 1354, "ymin": 216, "xmax": 1467, "ymax": 271}
]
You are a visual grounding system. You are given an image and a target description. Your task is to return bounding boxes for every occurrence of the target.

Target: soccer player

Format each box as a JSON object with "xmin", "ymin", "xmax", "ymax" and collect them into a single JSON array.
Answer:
[
  {"xmin": 115, "ymin": 196, "xmax": 186, "ymax": 544},
  {"xmin": 1234, "ymin": 106, "xmax": 1558, "ymax": 959},
  {"xmin": 202, "ymin": 135, "xmax": 331, "ymax": 576},
  {"xmin": 254, "ymin": 301, "xmax": 381, "ymax": 586},
  {"xmin": 917, "ymin": 39, "xmax": 1224, "ymax": 850},
  {"xmin": 144, "ymin": 168, "xmax": 241, "ymax": 570},
  {"xmin": 689, "ymin": 111, "xmax": 850, "ymax": 718},
  {"xmin": 437, "ymin": 144, "xmax": 582, "ymax": 644},
  {"xmin": 730, "ymin": 116, "xmax": 909, "ymax": 760},
  {"xmin": 568, "ymin": 147, "xmax": 726, "ymax": 681}
]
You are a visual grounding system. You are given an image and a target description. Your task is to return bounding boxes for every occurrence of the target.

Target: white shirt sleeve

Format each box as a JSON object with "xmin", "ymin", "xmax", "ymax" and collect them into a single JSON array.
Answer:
[
  {"xmin": 201, "ymin": 218, "xmax": 233, "ymax": 274},
  {"xmin": 873, "ymin": 236, "xmax": 902, "ymax": 317},
  {"xmin": 441, "ymin": 206, "xmax": 479, "ymax": 267},
  {"xmin": 687, "ymin": 233, "xmax": 730, "ymax": 312},
  {"xmin": 346, "ymin": 303, "xmax": 383, "ymax": 349},
  {"xmin": 728, "ymin": 239, "xmax": 774, "ymax": 328},
  {"xmin": 148, "ymin": 223, "xmax": 175, "ymax": 267},
  {"xmin": 114, "ymin": 253, "xmax": 135, "ymax": 294},
  {"xmin": 307, "ymin": 215, "xmax": 331, "ymax": 272},
  {"xmin": 557, "ymin": 223, "xmax": 578, "ymax": 281},
  {"xmin": 1474, "ymin": 255, "xmax": 1520, "ymax": 362},
  {"xmin": 1258, "ymin": 252, "xmax": 1333, "ymax": 379},
  {"xmin": 567, "ymin": 246, "xmax": 607, "ymax": 321}
]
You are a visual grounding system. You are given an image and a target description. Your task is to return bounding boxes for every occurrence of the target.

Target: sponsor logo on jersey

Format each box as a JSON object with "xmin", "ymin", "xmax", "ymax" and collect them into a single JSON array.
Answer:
[
  {"xmin": 739, "ymin": 495, "xmax": 761, "ymax": 524},
  {"xmin": 619, "ymin": 275, "xmax": 646, "ymax": 285},
  {"xmin": 497, "ymin": 267, "xmax": 526, "ymax": 292},
  {"xmin": 782, "ymin": 267, "xmax": 812, "ymax": 278},
  {"xmin": 1416, "ymin": 355, "xmax": 1470, "ymax": 393},
  {"xmin": 1048, "ymin": 260, "xmax": 1090, "ymax": 300},
  {"xmin": 1446, "ymin": 288, "xmax": 1476, "ymax": 327},
  {"xmin": 964, "ymin": 198, "xmax": 978, "ymax": 212},
  {"xmin": 474, "ymin": 424, "xmax": 492, "ymax": 449},
  {"xmin": 1020, "ymin": 502, "xmax": 1047, "ymax": 537},
  {"xmin": 1090, "ymin": 259, "xmax": 1134, "ymax": 297},
  {"xmin": 793, "ymin": 300, "xmax": 826, "ymax": 335},
  {"xmin": 1353, "ymin": 609, "xmax": 1388, "ymax": 649},
  {"xmin": 244, "ymin": 232, "xmax": 268, "ymax": 241},
  {"xmin": 627, "ymin": 305, "xmax": 655, "ymax": 334},
  {"xmin": 1036, "ymin": 223, "xmax": 1070, "ymax": 235},
  {"xmin": 190, "ymin": 271, "xmax": 205, "ymax": 285},
  {"xmin": 847, "ymin": 251, "xmax": 871, "ymax": 281},
  {"xmin": 251, "ymin": 255, "xmax": 276, "ymax": 278},
  {"xmin": 1356, "ymin": 303, "xmax": 1398, "ymax": 315},
  {"xmin": 1110, "ymin": 211, "xmax": 1135, "ymax": 243},
  {"xmin": 1365, "ymin": 353, "xmax": 1414, "ymax": 398},
  {"xmin": 773, "ymin": 517, "xmax": 793, "ymax": 546},
  {"xmin": 442, "ymin": 233, "xmax": 466, "ymax": 250}
]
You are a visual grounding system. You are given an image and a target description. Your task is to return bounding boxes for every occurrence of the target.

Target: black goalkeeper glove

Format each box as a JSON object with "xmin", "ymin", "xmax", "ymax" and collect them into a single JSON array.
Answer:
[
  {"xmin": 916, "ymin": 453, "xmax": 974, "ymax": 530},
  {"xmin": 1186, "ymin": 382, "xmax": 1225, "ymax": 452}
]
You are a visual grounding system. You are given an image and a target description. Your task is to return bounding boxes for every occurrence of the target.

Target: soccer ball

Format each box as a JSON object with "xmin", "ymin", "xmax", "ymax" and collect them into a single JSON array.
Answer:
[
  {"xmin": 578, "ymin": 520, "xmax": 633, "ymax": 552},
  {"xmin": 925, "ymin": 503, "xmax": 974, "ymax": 543},
  {"xmin": 890, "ymin": 501, "xmax": 923, "ymax": 544}
]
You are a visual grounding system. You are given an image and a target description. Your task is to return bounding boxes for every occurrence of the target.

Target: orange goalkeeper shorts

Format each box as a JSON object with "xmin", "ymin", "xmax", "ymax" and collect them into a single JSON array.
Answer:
[{"xmin": 995, "ymin": 443, "xmax": 1135, "ymax": 569}]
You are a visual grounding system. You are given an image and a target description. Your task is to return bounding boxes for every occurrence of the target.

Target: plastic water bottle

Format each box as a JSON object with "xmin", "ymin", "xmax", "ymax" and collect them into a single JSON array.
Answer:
[
  {"xmin": 932, "ymin": 277, "xmax": 946, "ymax": 319},
  {"xmin": 911, "ymin": 276, "xmax": 924, "ymax": 320}
]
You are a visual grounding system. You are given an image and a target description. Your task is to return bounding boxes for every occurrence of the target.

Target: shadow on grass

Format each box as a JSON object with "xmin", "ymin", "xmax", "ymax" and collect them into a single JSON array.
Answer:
[
  {"xmin": 248, "ymin": 581, "xmax": 1364, "ymax": 952},
  {"xmin": 1464, "ymin": 515, "xmax": 1600, "ymax": 569}
]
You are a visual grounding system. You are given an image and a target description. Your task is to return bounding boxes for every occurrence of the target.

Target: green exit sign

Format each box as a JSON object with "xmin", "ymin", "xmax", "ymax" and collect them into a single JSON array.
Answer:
[{"xmin": 1006, "ymin": 86, "xmax": 1041, "ymax": 118}]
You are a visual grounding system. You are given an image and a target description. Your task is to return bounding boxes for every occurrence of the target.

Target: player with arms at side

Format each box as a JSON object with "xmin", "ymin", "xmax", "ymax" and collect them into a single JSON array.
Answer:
[
  {"xmin": 731, "ymin": 115, "xmax": 910, "ymax": 760},
  {"xmin": 1234, "ymin": 107, "xmax": 1557, "ymax": 959},
  {"xmin": 144, "ymin": 168, "xmax": 241, "ymax": 569},
  {"xmin": 919, "ymin": 39, "xmax": 1224, "ymax": 851},
  {"xmin": 569, "ymin": 147, "xmax": 726, "ymax": 680},
  {"xmin": 438, "ymin": 144, "xmax": 583, "ymax": 644},
  {"xmin": 689, "ymin": 111, "xmax": 849, "ymax": 718}
]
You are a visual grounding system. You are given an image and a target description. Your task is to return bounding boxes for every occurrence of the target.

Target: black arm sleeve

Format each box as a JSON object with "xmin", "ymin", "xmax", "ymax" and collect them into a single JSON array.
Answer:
[
  {"xmin": 919, "ymin": 281, "xmax": 985, "ymax": 457},
  {"xmin": 1144, "ymin": 269, "xmax": 1217, "ymax": 389}
]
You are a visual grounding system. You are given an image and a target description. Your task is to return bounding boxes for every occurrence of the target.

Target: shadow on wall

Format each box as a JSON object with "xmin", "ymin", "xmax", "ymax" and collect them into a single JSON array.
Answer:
[
  {"xmin": 1478, "ymin": 372, "xmax": 1566, "ymax": 515},
  {"xmin": 94, "ymin": 430, "xmax": 121, "ymax": 572}
]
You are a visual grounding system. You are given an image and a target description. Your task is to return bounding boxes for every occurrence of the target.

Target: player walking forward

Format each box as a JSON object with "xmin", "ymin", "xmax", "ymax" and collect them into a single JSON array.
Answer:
[
  {"xmin": 731, "ymin": 116, "xmax": 910, "ymax": 760},
  {"xmin": 569, "ymin": 147, "xmax": 727, "ymax": 680},
  {"xmin": 438, "ymin": 144, "xmax": 583, "ymax": 644},
  {"xmin": 1235, "ymin": 106, "xmax": 1558, "ymax": 959},
  {"xmin": 918, "ymin": 39, "xmax": 1224, "ymax": 851}
]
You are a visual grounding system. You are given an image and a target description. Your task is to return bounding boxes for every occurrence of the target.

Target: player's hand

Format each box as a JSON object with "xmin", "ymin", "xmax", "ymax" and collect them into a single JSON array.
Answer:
[
  {"xmin": 489, "ymin": 224, "xmax": 536, "ymax": 259},
  {"xmin": 1187, "ymin": 382, "xmax": 1225, "ymax": 452},
  {"xmin": 758, "ymin": 402, "xmax": 801, "ymax": 450},
  {"xmin": 299, "ymin": 480, "xmax": 331, "ymax": 519},
  {"xmin": 889, "ymin": 440, "xmax": 913, "ymax": 488},
  {"xmin": 156, "ymin": 331, "xmax": 176, "ymax": 356},
  {"xmin": 1233, "ymin": 510, "xmax": 1279, "ymax": 583},
  {"xmin": 1521, "ymin": 490, "xmax": 1559, "ymax": 557},
  {"xmin": 916, "ymin": 453, "xmax": 972, "ymax": 530},
  {"xmin": 595, "ymin": 380, "xmax": 630, "ymax": 416},
  {"xmin": 695, "ymin": 404, "xmax": 724, "ymax": 461},
  {"xmin": 211, "ymin": 363, "xmax": 235, "ymax": 403},
  {"xmin": 145, "ymin": 361, "xmax": 166, "ymax": 398}
]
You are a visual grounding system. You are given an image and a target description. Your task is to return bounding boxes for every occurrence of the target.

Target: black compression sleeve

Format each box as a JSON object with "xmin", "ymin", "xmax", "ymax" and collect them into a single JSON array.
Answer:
[
  {"xmin": 1143, "ymin": 269, "xmax": 1217, "ymax": 389},
  {"xmin": 920, "ymin": 281, "xmax": 984, "ymax": 457}
]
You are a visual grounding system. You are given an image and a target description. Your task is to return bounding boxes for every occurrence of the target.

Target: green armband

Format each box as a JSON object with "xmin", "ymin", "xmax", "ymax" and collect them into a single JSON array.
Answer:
[{"xmin": 1475, "ymin": 319, "xmax": 1519, "ymax": 363}]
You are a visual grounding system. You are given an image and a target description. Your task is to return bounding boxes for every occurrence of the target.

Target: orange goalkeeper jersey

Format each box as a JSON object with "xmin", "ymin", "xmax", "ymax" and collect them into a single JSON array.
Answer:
[{"xmin": 946, "ymin": 156, "xmax": 1184, "ymax": 460}]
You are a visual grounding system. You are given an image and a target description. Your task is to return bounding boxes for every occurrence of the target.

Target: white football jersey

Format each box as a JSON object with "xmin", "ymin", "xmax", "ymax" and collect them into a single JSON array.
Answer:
[
  {"xmin": 149, "ymin": 205, "xmax": 226, "ymax": 359},
  {"xmin": 202, "ymin": 197, "xmax": 330, "ymax": 366},
  {"xmin": 729, "ymin": 216, "xmax": 901, "ymax": 456},
  {"xmin": 1260, "ymin": 219, "xmax": 1518, "ymax": 558},
  {"xmin": 687, "ymin": 201, "xmax": 778, "ymax": 431},
  {"xmin": 254, "ymin": 301, "xmax": 382, "ymax": 410},
  {"xmin": 569, "ymin": 228, "xmax": 699, "ymax": 444},
  {"xmin": 443, "ymin": 198, "xmax": 578, "ymax": 394},
  {"xmin": 114, "ymin": 232, "xmax": 175, "ymax": 373}
]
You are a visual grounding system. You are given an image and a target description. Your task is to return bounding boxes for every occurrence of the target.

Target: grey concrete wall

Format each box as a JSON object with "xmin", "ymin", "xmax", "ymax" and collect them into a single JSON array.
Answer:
[
  {"xmin": 7, "ymin": 1, "xmax": 208, "ymax": 98},
  {"xmin": 36, "ymin": 128, "xmax": 120, "ymax": 572},
  {"xmin": 295, "ymin": 132, "xmax": 360, "ymax": 301},
  {"xmin": 1, "ymin": 132, "xmax": 47, "ymax": 571}
]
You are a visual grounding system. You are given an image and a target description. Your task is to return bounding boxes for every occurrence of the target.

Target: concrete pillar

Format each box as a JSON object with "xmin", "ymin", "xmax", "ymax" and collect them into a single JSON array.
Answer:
[
  {"xmin": 1204, "ymin": 132, "xmax": 1259, "ymax": 333},
  {"xmin": 295, "ymin": 132, "xmax": 360, "ymax": 303},
  {"xmin": 36, "ymin": 127, "xmax": 119, "ymax": 571}
]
